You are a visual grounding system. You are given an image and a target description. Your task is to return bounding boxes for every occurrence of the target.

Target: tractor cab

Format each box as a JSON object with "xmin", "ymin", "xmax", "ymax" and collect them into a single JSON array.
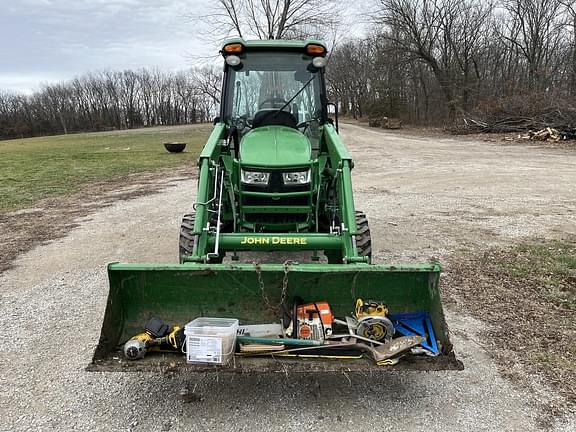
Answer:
[
  {"xmin": 221, "ymin": 38, "xmax": 328, "ymax": 151},
  {"xmin": 220, "ymin": 39, "xmax": 330, "ymax": 232}
]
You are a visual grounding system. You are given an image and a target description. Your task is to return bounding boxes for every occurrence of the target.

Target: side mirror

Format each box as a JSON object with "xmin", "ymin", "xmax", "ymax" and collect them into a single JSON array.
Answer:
[
  {"xmin": 213, "ymin": 116, "xmax": 221, "ymax": 125},
  {"xmin": 327, "ymin": 102, "xmax": 339, "ymax": 133}
]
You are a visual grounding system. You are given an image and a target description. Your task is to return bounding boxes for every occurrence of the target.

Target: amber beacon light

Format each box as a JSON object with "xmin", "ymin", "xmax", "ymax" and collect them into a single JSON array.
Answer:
[
  {"xmin": 223, "ymin": 43, "xmax": 244, "ymax": 54},
  {"xmin": 305, "ymin": 44, "xmax": 326, "ymax": 56}
]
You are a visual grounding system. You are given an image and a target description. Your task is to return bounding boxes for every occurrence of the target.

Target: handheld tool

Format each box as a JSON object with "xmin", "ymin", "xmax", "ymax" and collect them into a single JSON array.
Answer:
[
  {"xmin": 237, "ymin": 336, "xmax": 322, "ymax": 346},
  {"xmin": 354, "ymin": 298, "xmax": 395, "ymax": 343},
  {"xmin": 238, "ymin": 335, "xmax": 423, "ymax": 365},
  {"xmin": 285, "ymin": 300, "xmax": 334, "ymax": 341},
  {"xmin": 123, "ymin": 317, "xmax": 184, "ymax": 360}
]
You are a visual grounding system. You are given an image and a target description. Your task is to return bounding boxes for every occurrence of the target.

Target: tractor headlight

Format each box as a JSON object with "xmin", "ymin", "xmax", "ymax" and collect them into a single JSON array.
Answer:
[
  {"xmin": 241, "ymin": 170, "xmax": 270, "ymax": 185},
  {"xmin": 312, "ymin": 57, "xmax": 327, "ymax": 68},
  {"xmin": 282, "ymin": 170, "xmax": 310, "ymax": 185}
]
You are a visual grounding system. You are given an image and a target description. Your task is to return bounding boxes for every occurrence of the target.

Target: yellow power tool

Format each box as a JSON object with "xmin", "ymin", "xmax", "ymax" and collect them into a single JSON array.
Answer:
[
  {"xmin": 123, "ymin": 317, "xmax": 184, "ymax": 360},
  {"xmin": 354, "ymin": 298, "xmax": 395, "ymax": 343}
]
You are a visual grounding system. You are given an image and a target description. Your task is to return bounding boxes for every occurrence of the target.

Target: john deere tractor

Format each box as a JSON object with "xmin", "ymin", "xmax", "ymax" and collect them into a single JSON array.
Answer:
[
  {"xmin": 179, "ymin": 39, "xmax": 370, "ymax": 266},
  {"xmin": 91, "ymin": 39, "xmax": 458, "ymax": 372}
]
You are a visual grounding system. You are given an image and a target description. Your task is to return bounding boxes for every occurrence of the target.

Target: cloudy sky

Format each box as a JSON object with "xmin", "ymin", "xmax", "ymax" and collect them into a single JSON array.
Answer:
[
  {"xmin": 0, "ymin": 0, "xmax": 367, "ymax": 94},
  {"xmin": 0, "ymin": 0, "xmax": 214, "ymax": 93}
]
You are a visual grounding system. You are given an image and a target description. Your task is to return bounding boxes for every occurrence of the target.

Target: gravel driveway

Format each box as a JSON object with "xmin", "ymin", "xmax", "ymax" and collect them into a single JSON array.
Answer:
[{"xmin": 1, "ymin": 124, "xmax": 574, "ymax": 431}]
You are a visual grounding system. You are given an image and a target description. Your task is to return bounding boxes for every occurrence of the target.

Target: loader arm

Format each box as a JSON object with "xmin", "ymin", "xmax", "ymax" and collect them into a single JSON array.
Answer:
[
  {"xmin": 187, "ymin": 123, "xmax": 227, "ymax": 263},
  {"xmin": 322, "ymin": 124, "xmax": 365, "ymax": 263}
]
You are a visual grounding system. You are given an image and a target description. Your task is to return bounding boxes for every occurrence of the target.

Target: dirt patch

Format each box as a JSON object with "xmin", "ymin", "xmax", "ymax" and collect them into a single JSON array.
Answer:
[
  {"xmin": 0, "ymin": 167, "xmax": 196, "ymax": 273},
  {"xmin": 443, "ymin": 239, "xmax": 576, "ymax": 424},
  {"xmin": 449, "ymin": 132, "xmax": 576, "ymax": 151}
]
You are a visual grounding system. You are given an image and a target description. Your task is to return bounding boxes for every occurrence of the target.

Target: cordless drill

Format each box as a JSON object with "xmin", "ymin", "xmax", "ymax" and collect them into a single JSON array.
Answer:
[{"xmin": 123, "ymin": 317, "xmax": 184, "ymax": 360}]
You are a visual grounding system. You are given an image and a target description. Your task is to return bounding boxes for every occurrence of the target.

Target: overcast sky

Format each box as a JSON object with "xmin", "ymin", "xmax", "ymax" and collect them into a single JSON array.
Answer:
[
  {"xmin": 0, "ymin": 0, "xmax": 367, "ymax": 94},
  {"xmin": 0, "ymin": 0, "xmax": 215, "ymax": 93}
]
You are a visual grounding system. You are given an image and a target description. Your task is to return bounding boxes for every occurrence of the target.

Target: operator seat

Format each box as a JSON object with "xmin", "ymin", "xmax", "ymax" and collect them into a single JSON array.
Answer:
[{"xmin": 252, "ymin": 110, "xmax": 298, "ymax": 129}]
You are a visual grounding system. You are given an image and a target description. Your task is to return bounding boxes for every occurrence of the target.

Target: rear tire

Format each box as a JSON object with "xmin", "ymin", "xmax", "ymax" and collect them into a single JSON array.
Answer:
[{"xmin": 355, "ymin": 210, "xmax": 372, "ymax": 261}]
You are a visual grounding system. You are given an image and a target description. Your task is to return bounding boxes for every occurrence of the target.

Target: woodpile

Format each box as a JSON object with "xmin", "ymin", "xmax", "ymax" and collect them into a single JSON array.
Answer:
[
  {"xmin": 368, "ymin": 116, "xmax": 403, "ymax": 129},
  {"xmin": 520, "ymin": 127, "xmax": 561, "ymax": 142},
  {"xmin": 368, "ymin": 117, "xmax": 381, "ymax": 127}
]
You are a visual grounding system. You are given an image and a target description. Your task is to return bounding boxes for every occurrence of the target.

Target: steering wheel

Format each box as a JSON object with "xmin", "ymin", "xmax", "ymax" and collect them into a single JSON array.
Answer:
[
  {"xmin": 259, "ymin": 97, "xmax": 288, "ymax": 109},
  {"xmin": 297, "ymin": 118, "xmax": 318, "ymax": 130},
  {"xmin": 234, "ymin": 115, "xmax": 248, "ymax": 130}
]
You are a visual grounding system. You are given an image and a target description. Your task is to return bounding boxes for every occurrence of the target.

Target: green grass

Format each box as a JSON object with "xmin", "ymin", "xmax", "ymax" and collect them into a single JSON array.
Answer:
[
  {"xmin": 493, "ymin": 241, "xmax": 576, "ymax": 310},
  {"xmin": 0, "ymin": 125, "xmax": 211, "ymax": 212}
]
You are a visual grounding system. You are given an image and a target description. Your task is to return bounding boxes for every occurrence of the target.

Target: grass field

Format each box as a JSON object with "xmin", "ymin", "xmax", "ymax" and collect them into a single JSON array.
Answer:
[
  {"xmin": 445, "ymin": 239, "xmax": 576, "ymax": 405},
  {"xmin": 0, "ymin": 124, "xmax": 210, "ymax": 212},
  {"xmin": 497, "ymin": 241, "xmax": 576, "ymax": 310}
]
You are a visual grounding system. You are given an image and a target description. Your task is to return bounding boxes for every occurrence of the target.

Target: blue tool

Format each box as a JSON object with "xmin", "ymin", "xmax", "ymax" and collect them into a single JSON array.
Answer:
[{"xmin": 388, "ymin": 312, "xmax": 440, "ymax": 356}]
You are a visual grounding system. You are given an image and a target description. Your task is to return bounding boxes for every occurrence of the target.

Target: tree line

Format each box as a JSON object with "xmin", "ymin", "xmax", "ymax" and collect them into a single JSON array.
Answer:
[
  {"xmin": 4, "ymin": 0, "xmax": 576, "ymax": 139},
  {"xmin": 328, "ymin": 0, "xmax": 576, "ymax": 125},
  {"xmin": 0, "ymin": 67, "xmax": 222, "ymax": 140}
]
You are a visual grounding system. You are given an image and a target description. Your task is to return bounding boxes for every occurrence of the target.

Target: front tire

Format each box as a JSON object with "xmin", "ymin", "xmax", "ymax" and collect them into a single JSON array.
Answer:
[
  {"xmin": 355, "ymin": 210, "xmax": 372, "ymax": 261},
  {"xmin": 324, "ymin": 210, "xmax": 372, "ymax": 263},
  {"xmin": 179, "ymin": 213, "xmax": 196, "ymax": 263},
  {"xmin": 179, "ymin": 212, "xmax": 225, "ymax": 264}
]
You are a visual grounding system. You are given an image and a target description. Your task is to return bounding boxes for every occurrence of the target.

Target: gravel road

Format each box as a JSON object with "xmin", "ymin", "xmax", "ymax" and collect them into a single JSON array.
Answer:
[{"xmin": 1, "ymin": 124, "xmax": 575, "ymax": 431}]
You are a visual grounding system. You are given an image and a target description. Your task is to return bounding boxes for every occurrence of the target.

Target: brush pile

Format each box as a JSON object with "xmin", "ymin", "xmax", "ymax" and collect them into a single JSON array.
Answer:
[{"xmin": 451, "ymin": 94, "xmax": 576, "ymax": 140}]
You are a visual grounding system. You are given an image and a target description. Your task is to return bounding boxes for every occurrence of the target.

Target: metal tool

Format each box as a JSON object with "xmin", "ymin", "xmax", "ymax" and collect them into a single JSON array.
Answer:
[
  {"xmin": 331, "ymin": 316, "xmax": 387, "ymax": 346},
  {"xmin": 237, "ymin": 336, "xmax": 321, "ymax": 346},
  {"xmin": 354, "ymin": 298, "xmax": 395, "ymax": 342},
  {"xmin": 239, "ymin": 336, "xmax": 423, "ymax": 365}
]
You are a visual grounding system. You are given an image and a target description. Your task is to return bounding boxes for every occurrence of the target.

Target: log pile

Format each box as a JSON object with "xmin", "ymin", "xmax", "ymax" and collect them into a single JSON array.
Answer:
[
  {"xmin": 368, "ymin": 116, "xmax": 403, "ymax": 129},
  {"xmin": 453, "ymin": 115, "xmax": 576, "ymax": 140},
  {"xmin": 520, "ymin": 127, "xmax": 561, "ymax": 142}
]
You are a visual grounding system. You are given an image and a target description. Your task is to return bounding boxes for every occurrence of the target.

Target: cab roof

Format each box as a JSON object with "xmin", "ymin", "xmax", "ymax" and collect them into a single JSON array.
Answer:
[{"xmin": 221, "ymin": 38, "xmax": 327, "ymax": 53}]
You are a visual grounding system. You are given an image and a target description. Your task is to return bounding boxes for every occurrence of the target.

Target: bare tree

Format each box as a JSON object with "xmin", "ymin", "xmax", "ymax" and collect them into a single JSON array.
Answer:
[
  {"xmin": 0, "ymin": 67, "xmax": 217, "ymax": 139},
  {"xmin": 500, "ymin": 0, "xmax": 565, "ymax": 90},
  {"xmin": 560, "ymin": 0, "xmax": 576, "ymax": 94},
  {"xmin": 191, "ymin": 67, "xmax": 222, "ymax": 105},
  {"xmin": 373, "ymin": 0, "xmax": 493, "ymax": 118},
  {"xmin": 201, "ymin": 0, "xmax": 341, "ymax": 40}
]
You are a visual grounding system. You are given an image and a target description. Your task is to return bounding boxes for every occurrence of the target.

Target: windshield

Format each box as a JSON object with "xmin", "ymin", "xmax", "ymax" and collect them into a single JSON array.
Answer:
[{"xmin": 223, "ymin": 52, "xmax": 323, "ymax": 126}]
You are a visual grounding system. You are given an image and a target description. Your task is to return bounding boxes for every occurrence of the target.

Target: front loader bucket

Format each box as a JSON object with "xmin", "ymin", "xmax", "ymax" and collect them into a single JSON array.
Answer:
[{"xmin": 89, "ymin": 263, "xmax": 462, "ymax": 372}]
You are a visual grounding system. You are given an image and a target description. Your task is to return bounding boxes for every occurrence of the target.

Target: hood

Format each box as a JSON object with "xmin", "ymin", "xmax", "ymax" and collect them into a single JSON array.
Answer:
[{"xmin": 239, "ymin": 126, "xmax": 311, "ymax": 167}]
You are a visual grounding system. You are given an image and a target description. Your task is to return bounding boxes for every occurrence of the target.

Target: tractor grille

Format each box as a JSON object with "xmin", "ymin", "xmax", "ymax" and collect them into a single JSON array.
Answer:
[
  {"xmin": 241, "ymin": 195, "xmax": 310, "ymax": 225},
  {"xmin": 243, "ymin": 173, "xmax": 309, "ymax": 193},
  {"xmin": 244, "ymin": 213, "xmax": 308, "ymax": 225},
  {"xmin": 242, "ymin": 195, "xmax": 309, "ymax": 207},
  {"xmin": 241, "ymin": 172, "xmax": 311, "ymax": 226}
]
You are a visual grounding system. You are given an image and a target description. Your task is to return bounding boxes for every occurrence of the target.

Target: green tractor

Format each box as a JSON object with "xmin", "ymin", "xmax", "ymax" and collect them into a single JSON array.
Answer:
[
  {"xmin": 180, "ymin": 39, "xmax": 369, "ymax": 266},
  {"xmin": 90, "ymin": 39, "xmax": 460, "ymax": 372}
]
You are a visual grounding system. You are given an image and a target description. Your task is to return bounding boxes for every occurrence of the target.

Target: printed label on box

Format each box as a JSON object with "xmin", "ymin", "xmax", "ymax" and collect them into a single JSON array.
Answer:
[{"xmin": 187, "ymin": 336, "xmax": 222, "ymax": 363}]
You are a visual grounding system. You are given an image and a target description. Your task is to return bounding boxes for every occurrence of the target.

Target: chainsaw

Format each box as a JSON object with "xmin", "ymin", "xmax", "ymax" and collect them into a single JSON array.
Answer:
[{"xmin": 285, "ymin": 300, "xmax": 334, "ymax": 341}]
